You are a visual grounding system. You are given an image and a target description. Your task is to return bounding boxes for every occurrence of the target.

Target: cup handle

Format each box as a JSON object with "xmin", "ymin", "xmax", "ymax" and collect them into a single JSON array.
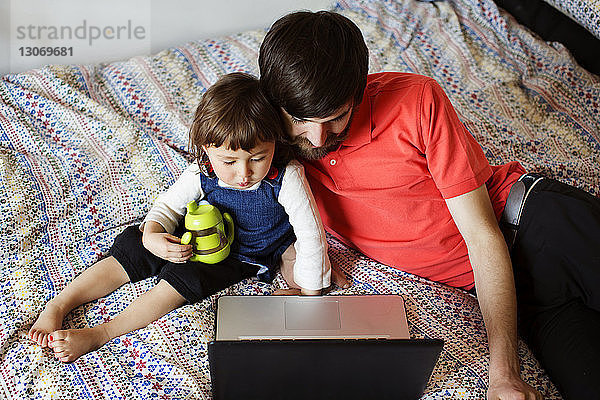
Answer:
[
  {"xmin": 181, "ymin": 231, "xmax": 192, "ymax": 245},
  {"xmin": 223, "ymin": 212, "xmax": 235, "ymax": 245}
]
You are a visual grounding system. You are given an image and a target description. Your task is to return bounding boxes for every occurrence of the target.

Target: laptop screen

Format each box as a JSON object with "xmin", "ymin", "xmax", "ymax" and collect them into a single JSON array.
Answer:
[{"xmin": 210, "ymin": 295, "xmax": 443, "ymax": 400}]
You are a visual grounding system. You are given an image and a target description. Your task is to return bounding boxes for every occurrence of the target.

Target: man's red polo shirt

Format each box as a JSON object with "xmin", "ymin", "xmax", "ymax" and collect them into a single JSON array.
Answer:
[{"xmin": 303, "ymin": 72, "xmax": 524, "ymax": 289}]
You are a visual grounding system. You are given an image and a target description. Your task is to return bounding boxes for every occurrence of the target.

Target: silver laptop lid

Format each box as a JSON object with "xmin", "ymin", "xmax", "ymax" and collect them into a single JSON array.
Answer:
[{"xmin": 215, "ymin": 295, "xmax": 410, "ymax": 340}]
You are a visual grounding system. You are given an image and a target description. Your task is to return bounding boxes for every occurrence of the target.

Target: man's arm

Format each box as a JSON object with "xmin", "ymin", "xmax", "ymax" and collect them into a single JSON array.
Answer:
[{"xmin": 445, "ymin": 184, "xmax": 541, "ymax": 400}]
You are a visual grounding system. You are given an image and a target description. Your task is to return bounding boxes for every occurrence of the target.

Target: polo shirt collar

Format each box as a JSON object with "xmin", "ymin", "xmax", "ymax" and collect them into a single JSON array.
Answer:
[{"xmin": 340, "ymin": 95, "xmax": 372, "ymax": 147}]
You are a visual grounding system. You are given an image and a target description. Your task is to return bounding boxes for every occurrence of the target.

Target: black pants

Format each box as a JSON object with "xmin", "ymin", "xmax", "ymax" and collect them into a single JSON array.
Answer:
[
  {"xmin": 511, "ymin": 178, "xmax": 600, "ymax": 399},
  {"xmin": 110, "ymin": 226, "xmax": 259, "ymax": 304}
]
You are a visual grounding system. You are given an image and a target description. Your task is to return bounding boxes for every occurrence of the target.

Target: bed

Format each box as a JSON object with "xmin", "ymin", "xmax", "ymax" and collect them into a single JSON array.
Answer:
[{"xmin": 1, "ymin": 0, "xmax": 598, "ymax": 398}]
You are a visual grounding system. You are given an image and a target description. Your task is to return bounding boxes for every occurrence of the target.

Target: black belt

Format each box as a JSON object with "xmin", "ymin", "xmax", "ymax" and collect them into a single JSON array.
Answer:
[{"xmin": 500, "ymin": 173, "xmax": 545, "ymax": 250}]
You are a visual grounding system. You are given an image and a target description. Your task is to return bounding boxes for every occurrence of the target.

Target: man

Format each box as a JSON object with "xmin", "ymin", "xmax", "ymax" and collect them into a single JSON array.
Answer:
[{"xmin": 259, "ymin": 10, "xmax": 600, "ymax": 400}]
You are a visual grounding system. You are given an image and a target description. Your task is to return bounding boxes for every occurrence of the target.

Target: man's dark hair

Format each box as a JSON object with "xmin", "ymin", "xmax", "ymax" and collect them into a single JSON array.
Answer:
[{"xmin": 259, "ymin": 11, "xmax": 369, "ymax": 119}]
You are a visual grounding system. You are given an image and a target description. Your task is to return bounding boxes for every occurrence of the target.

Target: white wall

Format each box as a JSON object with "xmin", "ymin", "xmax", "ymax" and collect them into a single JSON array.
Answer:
[{"xmin": 0, "ymin": 0, "xmax": 332, "ymax": 76}]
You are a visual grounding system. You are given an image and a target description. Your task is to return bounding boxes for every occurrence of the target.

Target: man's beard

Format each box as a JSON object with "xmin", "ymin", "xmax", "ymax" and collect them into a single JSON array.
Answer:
[{"xmin": 292, "ymin": 112, "xmax": 353, "ymax": 160}]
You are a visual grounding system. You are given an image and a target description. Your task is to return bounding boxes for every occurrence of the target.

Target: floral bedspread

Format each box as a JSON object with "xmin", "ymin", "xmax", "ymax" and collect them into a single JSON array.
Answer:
[{"xmin": 1, "ymin": 0, "xmax": 598, "ymax": 398}]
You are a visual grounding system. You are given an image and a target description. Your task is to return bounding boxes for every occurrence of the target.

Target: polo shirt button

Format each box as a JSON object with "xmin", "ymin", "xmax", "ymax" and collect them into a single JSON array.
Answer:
[{"xmin": 330, "ymin": 159, "xmax": 337, "ymax": 166}]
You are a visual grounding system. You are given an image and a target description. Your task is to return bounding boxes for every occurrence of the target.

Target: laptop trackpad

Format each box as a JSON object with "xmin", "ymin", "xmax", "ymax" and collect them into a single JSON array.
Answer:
[{"xmin": 285, "ymin": 299, "xmax": 341, "ymax": 330}]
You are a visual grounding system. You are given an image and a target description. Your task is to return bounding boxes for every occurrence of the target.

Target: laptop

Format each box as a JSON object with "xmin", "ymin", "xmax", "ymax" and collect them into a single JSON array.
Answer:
[{"xmin": 208, "ymin": 295, "xmax": 444, "ymax": 400}]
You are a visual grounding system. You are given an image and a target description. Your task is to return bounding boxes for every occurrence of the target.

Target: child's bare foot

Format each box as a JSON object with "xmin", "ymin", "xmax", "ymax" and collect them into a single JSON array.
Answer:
[
  {"xmin": 48, "ymin": 327, "xmax": 111, "ymax": 363},
  {"xmin": 28, "ymin": 302, "xmax": 68, "ymax": 348}
]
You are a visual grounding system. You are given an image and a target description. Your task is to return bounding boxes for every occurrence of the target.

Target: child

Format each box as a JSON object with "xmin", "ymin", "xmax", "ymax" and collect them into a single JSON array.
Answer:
[{"xmin": 28, "ymin": 72, "xmax": 334, "ymax": 362}]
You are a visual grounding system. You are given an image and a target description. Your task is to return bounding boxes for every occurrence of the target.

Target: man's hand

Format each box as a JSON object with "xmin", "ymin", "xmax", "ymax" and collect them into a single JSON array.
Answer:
[
  {"xmin": 142, "ymin": 221, "xmax": 193, "ymax": 263},
  {"xmin": 488, "ymin": 373, "xmax": 542, "ymax": 400}
]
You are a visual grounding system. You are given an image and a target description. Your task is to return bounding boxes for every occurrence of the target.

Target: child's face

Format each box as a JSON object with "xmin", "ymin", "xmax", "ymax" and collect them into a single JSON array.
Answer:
[{"xmin": 203, "ymin": 141, "xmax": 276, "ymax": 189}]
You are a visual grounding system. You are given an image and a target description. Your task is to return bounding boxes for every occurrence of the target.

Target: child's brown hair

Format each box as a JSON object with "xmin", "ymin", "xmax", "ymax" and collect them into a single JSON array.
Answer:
[{"xmin": 189, "ymin": 72, "xmax": 291, "ymax": 167}]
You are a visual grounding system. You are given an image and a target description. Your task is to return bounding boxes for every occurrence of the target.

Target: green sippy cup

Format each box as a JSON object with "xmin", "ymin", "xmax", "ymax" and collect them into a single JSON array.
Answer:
[{"xmin": 180, "ymin": 201, "xmax": 234, "ymax": 264}]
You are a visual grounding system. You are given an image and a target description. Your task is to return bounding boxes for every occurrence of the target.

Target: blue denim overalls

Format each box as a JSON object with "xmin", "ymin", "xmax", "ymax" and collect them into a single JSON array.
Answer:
[{"xmin": 199, "ymin": 164, "xmax": 296, "ymax": 282}]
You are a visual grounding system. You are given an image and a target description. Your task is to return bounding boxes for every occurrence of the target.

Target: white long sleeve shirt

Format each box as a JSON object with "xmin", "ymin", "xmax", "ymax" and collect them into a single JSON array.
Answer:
[{"xmin": 141, "ymin": 160, "xmax": 331, "ymax": 290}]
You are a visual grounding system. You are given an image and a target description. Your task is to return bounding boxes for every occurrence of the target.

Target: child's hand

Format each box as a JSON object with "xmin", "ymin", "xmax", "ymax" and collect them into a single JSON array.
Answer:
[
  {"xmin": 300, "ymin": 288, "xmax": 321, "ymax": 296},
  {"xmin": 272, "ymin": 288, "xmax": 321, "ymax": 296},
  {"xmin": 142, "ymin": 221, "xmax": 193, "ymax": 263}
]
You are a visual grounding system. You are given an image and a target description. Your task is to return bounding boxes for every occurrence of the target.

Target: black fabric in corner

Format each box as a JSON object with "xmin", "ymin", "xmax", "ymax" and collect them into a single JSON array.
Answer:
[{"xmin": 494, "ymin": 0, "xmax": 600, "ymax": 75}]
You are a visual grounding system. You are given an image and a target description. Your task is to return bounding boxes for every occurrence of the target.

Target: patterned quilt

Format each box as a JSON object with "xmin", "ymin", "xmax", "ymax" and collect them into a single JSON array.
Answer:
[
  {"xmin": 1, "ymin": 0, "xmax": 599, "ymax": 398},
  {"xmin": 543, "ymin": 0, "xmax": 600, "ymax": 39}
]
